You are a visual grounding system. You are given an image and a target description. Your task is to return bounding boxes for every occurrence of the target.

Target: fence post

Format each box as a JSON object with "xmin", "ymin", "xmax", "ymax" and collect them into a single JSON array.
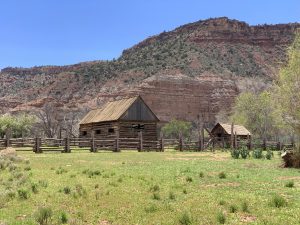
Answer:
[
  {"xmin": 138, "ymin": 131, "xmax": 143, "ymax": 152},
  {"xmin": 5, "ymin": 136, "xmax": 10, "ymax": 148},
  {"xmin": 263, "ymin": 138, "xmax": 267, "ymax": 150},
  {"xmin": 160, "ymin": 138, "xmax": 164, "ymax": 152},
  {"xmin": 34, "ymin": 137, "xmax": 41, "ymax": 153},
  {"xmin": 198, "ymin": 136, "xmax": 201, "ymax": 151},
  {"xmin": 231, "ymin": 123, "xmax": 234, "ymax": 149},
  {"xmin": 234, "ymin": 132, "xmax": 238, "ymax": 149},
  {"xmin": 179, "ymin": 136, "xmax": 183, "ymax": 151},
  {"xmin": 64, "ymin": 137, "xmax": 71, "ymax": 153},
  {"xmin": 277, "ymin": 141, "xmax": 281, "ymax": 151},
  {"xmin": 247, "ymin": 134, "xmax": 252, "ymax": 150}
]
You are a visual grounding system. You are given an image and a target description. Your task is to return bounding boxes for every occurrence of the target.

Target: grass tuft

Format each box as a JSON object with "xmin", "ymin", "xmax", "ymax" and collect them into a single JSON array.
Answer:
[
  {"xmin": 216, "ymin": 211, "xmax": 226, "ymax": 224},
  {"xmin": 270, "ymin": 194, "xmax": 287, "ymax": 208},
  {"xmin": 34, "ymin": 206, "xmax": 53, "ymax": 225},
  {"xmin": 218, "ymin": 172, "xmax": 226, "ymax": 179},
  {"xmin": 285, "ymin": 181, "xmax": 294, "ymax": 188},
  {"xmin": 229, "ymin": 204, "xmax": 238, "ymax": 213},
  {"xmin": 178, "ymin": 211, "xmax": 192, "ymax": 225}
]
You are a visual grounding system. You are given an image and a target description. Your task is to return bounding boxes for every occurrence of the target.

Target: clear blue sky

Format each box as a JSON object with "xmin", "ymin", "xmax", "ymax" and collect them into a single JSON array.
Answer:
[{"xmin": 0, "ymin": 0, "xmax": 299, "ymax": 69}]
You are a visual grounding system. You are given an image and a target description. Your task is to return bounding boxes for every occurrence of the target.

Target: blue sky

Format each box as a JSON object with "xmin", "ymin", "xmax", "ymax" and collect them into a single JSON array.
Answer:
[{"xmin": 0, "ymin": 0, "xmax": 299, "ymax": 69}]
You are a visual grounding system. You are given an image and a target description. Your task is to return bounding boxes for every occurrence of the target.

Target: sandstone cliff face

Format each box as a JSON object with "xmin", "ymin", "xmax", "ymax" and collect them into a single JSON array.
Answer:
[
  {"xmin": 133, "ymin": 74, "xmax": 238, "ymax": 123},
  {"xmin": 0, "ymin": 17, "xmax": 299, "ymax": 123}
]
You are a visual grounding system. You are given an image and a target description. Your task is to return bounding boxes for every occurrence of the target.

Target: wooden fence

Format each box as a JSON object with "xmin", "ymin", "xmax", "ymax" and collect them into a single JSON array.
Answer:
[{"xmin": 0, "ymin": 135, "xmax": 295, "ymax": 153}]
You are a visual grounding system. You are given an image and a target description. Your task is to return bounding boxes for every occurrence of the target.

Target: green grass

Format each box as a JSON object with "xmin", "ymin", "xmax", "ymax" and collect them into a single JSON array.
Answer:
[{"xmin": 0, "ymin": 150, "xmax": 300, "ymax": 224}]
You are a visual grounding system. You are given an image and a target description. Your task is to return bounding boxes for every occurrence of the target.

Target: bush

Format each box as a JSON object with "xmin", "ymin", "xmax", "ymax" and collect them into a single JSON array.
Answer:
[
  {"xmin": 178, "ymin": 211, "xmax": 192, "ymax": 225},
  {"xmin": 24, "ymin": 166, "xmax": 31, "ymax": 171},
  {"xmin": 56, "ymin": 167, "xmax": 68, "ymax": 175},
  {"xmin": 144, "ymin": 204, "xmax": 158, "ymax": 213},
  {"xmin": 252, "ymin": 149, "xmax": 263, "ymax": 159},
  {"xmin": 219, "ymin": 200, "xmax": 226, "ymax": 206},
  {"xmin": 150, "ymin": 184, "xmax": 160, "ymax": 192},
  {"xmin": 186, "ymin": 176, "xmax": 193, "ymax": 182},
  {"xmin": 265, "ymin": 150, "xmax": 273, "ymax": 160},
  {"xmin": 231, "ymin": 149, "xmax": 240, "ymax": 159},
  {"xmin": 152, "ymin": 192, "xmax": 161, "ymax": 200},
  {"xmin": 241, "ymin": 201, "xmax": 249, "ymax": 212},
  {"xmin": 35, "ymin": 207, "xmax": 53, "ymax": 225},
  {"xmin": 169, "ymin": 191, "xmax": 176, "ymax": 200},
  {"xmin": 0, "ymin": 159, "xmax": 7, "ymax": 170},
  {"xmin": 270, "ymin": 194, "xmax": 287, "ymax": 208},
  {"xmin": 74, "ymin": 184, "xmax": 86, "ymax": 197},
  {"xmin": 63, "ymin": 186, "xmax": 71, "ymax": 194},
  {"xmin": 285, "ymin": 181, "xmax": 294, "ymax": 188},
  {"xmin": 183, "ymin": 189, "xmax": 187, "ymax": 194},
  {"xmin": 199, "ymin": 172, "xmax": 204, "ymax": 178},
  {"xmin": 240, "ymin": 146, "xmax": 249, "ymax": 159},
  {"xmin": 59, "ymin": 211, "xmax": 68, "ymax": 224},
  {"xmin": 31, "ymin": 183, "xmax": 39, "ymax": 194},
  {"xmin": 17, "ymin": 189, "xmax": 29, "ymax": 199},
  {"xmin": 229, "ymin": 204, "xmax": 238, "ymax": 213},
  {"xmin": 6, "ymin": 190, "xmax": 16, "ymax": 199},
  {"xmin": 218, "ymin": 172, "xmax": 226, "ymax": 179},
  {"xmin": 216, "ymin": 211, "xmax": 226, "ymax": 224},
  {"xmin": 38, "ymin": 180, "xmax": 48, "ymax": 188}
]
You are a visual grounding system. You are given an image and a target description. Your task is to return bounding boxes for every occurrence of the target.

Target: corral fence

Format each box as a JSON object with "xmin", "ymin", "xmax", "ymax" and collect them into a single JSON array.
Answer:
[{"xmin": 0, "ymin": 135, "xmax": 295, "ymax": 153}]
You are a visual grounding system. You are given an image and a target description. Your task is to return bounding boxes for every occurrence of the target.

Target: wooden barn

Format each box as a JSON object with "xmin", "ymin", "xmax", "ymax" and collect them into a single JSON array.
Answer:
[
  {"xmin": 211, "ymin": 123, "xmax": 251, "ymax": 141},
  {"xmin": 79, "ymin": 96, "xmax": 159, "ymax": 141}
]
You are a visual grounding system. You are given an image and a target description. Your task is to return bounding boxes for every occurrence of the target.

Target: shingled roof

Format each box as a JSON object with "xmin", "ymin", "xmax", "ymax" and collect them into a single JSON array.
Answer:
[
  {"xmin": 80, "ymin": 96, "xmax": 159, "ymax": 124},
  {"xmin": 80, "ymin": 97, "xmax": 138, "ymax": 124},
  {"xmin": 212, "ymin": 123, "xmax": 251, "ymax": 136}
]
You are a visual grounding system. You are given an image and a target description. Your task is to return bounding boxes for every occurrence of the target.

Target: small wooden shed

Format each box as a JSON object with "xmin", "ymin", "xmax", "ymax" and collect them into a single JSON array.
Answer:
[
  {"xmin": 211, "ymin": 123, "xmax": 251, "ymax": 140},
  {"xmin": 79, "ymin": 96, "xmax": 159, "ymax": 141}
]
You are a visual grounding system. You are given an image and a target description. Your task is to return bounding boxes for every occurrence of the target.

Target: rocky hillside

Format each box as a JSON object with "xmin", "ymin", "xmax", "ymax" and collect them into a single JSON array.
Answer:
[{"xmin": 0, "ymin": 17, "xmax": 299, "ymax": 124}]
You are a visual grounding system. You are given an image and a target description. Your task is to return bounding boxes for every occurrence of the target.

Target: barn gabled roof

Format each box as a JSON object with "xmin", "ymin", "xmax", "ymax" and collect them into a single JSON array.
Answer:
[
  {"xmin": 79, "ymin": 96, "xmax": 159, "ymax": 124},
  {"xmin": 211, "ymin": 123, "xmax": 251, "ymax": 136}
]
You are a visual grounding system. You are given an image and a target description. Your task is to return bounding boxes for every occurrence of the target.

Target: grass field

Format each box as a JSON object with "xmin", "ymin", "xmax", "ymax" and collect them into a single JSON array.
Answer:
[{"xmin": 0, "ymin": 150, "xmax": 300, "ymax": 225}]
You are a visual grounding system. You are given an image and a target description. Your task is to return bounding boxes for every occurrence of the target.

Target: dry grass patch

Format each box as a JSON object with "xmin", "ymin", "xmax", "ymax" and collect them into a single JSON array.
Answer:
[
  {"xmin": 240, "ymin": 214, "xmax": 257, "ymax": 223},
  {"xmin": 200, "ymin": 182, "xmax": 240, "ymax": 188},
  {"xmin": 278, "ymin": 176, "xmax": 300, "ymax": 180}
]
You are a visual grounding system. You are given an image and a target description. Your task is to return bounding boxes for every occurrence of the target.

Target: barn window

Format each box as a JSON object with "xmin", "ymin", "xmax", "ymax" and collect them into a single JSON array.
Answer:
[
  {"xmin": 108, "ymin": 128, "xmax": 115, "ymax": 133},
  {"xmin": 95, "ymin": 130, "xmax": 101, "ymax": 134},
  {"xmin": 82, "ymin": 131, "xmax": 87, "ymax": 136}
]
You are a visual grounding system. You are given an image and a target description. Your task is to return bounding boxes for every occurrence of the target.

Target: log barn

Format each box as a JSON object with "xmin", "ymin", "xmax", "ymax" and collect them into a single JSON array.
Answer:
[
  {"xmin": 211, "ymin": 123, "xmax": 251, "ymax": 141},
  {"xmin": 79, "ymin": 96, "xmax": 159, "ymax": 141}
]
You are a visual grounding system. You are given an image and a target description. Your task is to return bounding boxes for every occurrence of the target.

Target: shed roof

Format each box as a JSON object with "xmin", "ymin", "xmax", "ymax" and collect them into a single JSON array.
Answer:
[
  {"xmin": 212, "ymin": 123, "xmax": 251, "ymax": 136},
  {"xmin": 79, "ymin": 96, "xmax": 159, "ymax": 124}
]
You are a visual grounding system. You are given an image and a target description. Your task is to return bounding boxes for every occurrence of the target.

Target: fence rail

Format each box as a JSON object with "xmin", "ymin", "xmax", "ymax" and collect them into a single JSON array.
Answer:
[{"xmin": 0, "ymin": 135, "xmax": 295, "ymax": 153}]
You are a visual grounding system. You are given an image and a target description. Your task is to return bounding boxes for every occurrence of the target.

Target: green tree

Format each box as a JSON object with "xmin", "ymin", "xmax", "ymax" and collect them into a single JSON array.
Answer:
[
  {"xmin": 14, "ymin": 114, "xmax": 36, "ymax": 137},
  {"xmin": 232, "ymin": 91, "xmax": 285, "ymax": 139},
  {"xmin": 0, "ymin": 114, "xmax": 36, "ymax": 138},
  {"xmin": 162, "ymin": 119, "xmax": 192, "ymax": 139},
  {"xmin": 0, "ymin": 114, "xmax": 15, "ymax": 138},
  {"xmin": 276, "ymin": 32, "xmax": 300, "ymax": 136}
]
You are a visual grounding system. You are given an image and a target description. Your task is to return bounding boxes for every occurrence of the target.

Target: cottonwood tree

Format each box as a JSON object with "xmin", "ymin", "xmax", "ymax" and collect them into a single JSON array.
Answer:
[
  {"xmin": 231, "ymin": 91, "xmax": 286, "ymax": 140},
  {"xmin": 276, "ymin": 32, "xmax": 300, "ymax": 137},
  {"xmin": 162, "ymin": 119, "xmax": 192, "ymax": 140},
  {"xmin": 0, "ymin": 114, "xmax": 15, "ymax": 138},
  {"xmin": 14, "ymin": 114, "xmax": 36, "ymax": 137},
  {"xmin": 0, "ymin": 114, "xmax": 36, "ymax": 138}
]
